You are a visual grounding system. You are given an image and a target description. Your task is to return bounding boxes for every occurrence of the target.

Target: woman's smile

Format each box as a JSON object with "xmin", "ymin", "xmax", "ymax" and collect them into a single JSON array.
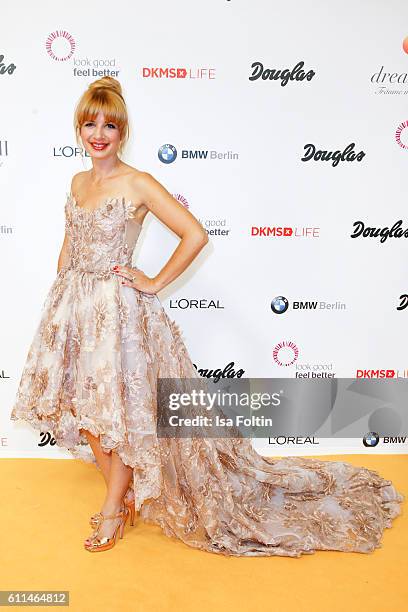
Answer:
[{"xmin": 90, "ymin": 142, "xmax": 109, "ymax": 151}]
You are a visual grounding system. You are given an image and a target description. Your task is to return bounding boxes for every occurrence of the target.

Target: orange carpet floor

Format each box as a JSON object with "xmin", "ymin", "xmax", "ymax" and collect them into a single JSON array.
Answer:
[{"xmin": 2, "ymin": 455, "xmax": 407, "ymax": 612}]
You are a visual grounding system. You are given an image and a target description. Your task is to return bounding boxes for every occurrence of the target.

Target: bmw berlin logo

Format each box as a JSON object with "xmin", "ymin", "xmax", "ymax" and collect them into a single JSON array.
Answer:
[
  {"xmin": 363, "ymin": 432, "xmax": 380, "ymax": 447},
  {"xmin": 158, "ymin": 144, "xmax": 177, "ymax": 164},
  {"xmin": 271, "ymin": 296, "xmax": 289, "ymax": 314}
]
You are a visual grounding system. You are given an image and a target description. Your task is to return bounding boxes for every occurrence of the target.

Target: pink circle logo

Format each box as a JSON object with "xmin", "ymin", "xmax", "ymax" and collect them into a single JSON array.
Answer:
[
  {"xmin": 402, "ymin": 37, "xmax": 408, "ymax": 54},
  {"xmin": 395, "ymin": 120, "xmax": 408, "ymax": 149},
  {"xmin": 173, "ymin": 193, "xmax": 189, "ymax": 209},
  {"xmin": 46, "ymin": 30, "xmax": 75, "ymax": 61},
  {"xmin": 273, "ymin": 341, "xmax": 299, "ymax": 367}
]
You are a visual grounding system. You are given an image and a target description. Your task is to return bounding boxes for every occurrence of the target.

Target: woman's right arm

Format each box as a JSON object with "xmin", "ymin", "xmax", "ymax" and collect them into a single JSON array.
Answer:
[
  {"xmin": 57, "ymin": 231, "xmax": 71, "ymax": 273},
  {"xmin": 57, "ymin": 173, "xmax": 82, "ymax": 273}
]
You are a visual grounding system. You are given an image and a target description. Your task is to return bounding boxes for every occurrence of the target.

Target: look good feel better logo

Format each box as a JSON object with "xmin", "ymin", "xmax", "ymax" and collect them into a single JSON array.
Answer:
[
  {"xmin": 273, "ymin": 341, "xmax": 299, "ymax": 367},
  {"xmin": 45, "ymin": 30, "xmax": 76, "ymax": 61},
  {"xmin": 395, "ymin": 119, "xmax": 408, "ymax": 149}
]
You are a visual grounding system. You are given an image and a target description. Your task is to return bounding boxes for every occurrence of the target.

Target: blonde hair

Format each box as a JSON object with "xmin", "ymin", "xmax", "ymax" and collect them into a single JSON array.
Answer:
[{"xmin": 73, "ymin": 76, "xmax": 129, "ymax": 157}]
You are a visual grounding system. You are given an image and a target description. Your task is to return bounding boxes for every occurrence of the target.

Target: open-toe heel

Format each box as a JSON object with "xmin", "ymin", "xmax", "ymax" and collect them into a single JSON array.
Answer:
[
  {"xmin": 84, "ymin": 505, "xmax": 128, "ymax": 553},
  {"xmin": 125, "ymin": 499, "xmax": 135, "ymax": 526}
]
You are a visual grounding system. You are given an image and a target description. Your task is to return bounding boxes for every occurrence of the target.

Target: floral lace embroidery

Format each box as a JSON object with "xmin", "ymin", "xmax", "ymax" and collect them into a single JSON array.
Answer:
[{"xmin": 10, "ymin": 191, "xmax": 404, "ymax": 557}]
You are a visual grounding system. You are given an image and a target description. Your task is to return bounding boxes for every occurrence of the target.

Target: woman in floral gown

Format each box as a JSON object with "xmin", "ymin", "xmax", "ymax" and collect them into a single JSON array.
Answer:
[{"xmin": 10, "ymin": 76, "xmax": 403, "ymax": 555}]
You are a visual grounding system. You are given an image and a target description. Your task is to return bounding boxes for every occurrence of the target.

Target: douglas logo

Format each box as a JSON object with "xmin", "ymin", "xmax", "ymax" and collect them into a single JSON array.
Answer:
[
  {"xmin": 38, "ymin": 432, "xmax": 56, "ymax": 447},
  {"xmin": 301, "ymin": 142, "xmax": 365, "ymax": 167},
  {"xmin": 249, "ymin": 60, "xmax": 315, "ymax": 85},
  {"xmin": 350, "ymin": 220, "xmax": 408, "ymax": 243},
  {"xmin": 193, "ymin": 361, "xmax": 245, "ymax": 382},
  {"xmin": 0, "ymin": 53, "xmax": 16, "ymax": 75},
  {"xmin": 397, "ymin": 294, "xmax": 408, "ymax": 310}
]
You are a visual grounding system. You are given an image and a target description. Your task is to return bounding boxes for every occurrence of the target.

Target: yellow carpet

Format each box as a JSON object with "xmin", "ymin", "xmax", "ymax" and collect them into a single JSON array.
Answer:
[{"xmin": 1, "ymin": 455, "xmax": 407, "ymax": 612}]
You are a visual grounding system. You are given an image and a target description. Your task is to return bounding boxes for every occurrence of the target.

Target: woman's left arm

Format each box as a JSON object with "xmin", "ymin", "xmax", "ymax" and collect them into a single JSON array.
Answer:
[{"xmin": 112, "ymin": 172, "xmax": 209, "ymax": 294}]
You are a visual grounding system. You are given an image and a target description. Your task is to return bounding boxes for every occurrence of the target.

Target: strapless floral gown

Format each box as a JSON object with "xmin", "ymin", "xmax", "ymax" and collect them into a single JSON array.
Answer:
[{"xmin": 10, "ymin": 192, "xmax": 404, "ymax": 557}]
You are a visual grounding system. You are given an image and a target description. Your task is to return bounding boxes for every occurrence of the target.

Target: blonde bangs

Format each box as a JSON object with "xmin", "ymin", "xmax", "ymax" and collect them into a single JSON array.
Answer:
[{"xmin": 74, "ymin": 80, "xmax": 129, "ymax": 155}]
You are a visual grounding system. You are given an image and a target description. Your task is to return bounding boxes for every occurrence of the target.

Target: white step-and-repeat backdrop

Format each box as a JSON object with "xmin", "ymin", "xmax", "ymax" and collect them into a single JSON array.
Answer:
[{"xmin": 2, "ymin": 1, "xmax": 408, "ymax": 458}]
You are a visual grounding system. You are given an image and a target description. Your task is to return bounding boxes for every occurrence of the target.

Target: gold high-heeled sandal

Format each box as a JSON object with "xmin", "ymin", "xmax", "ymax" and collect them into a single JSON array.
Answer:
[
  {"xmin": 84, "ymin": 506, "xmax": 129, "ymax": 553},
  {"xmin": 124, "ymin": 493, "xmax": 136, "ymax": 527},
  {"xmin": 89, "ymin": 482, "xmax": 136, "ymax": 528}
]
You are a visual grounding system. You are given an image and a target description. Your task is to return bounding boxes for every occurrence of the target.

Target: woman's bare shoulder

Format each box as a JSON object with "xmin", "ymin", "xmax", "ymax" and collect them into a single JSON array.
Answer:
[
  {"xmin": 70, "ymin": 170, "xmax": 89, "ymax": 193},
  {"xmin": 125, "ymin": 166, "xmax": 150, "ymax": 182},
  {"xmin": 125, "ymin": 167, "xmax": 154, "ymax": 207},
  {"xmin": 129, "ymin": 168, "xmax": 162, "ymax": 192}
]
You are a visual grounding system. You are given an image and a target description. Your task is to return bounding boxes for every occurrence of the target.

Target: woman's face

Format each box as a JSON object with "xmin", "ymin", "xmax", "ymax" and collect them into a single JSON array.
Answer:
[{"xmin": 80, "ymin": 110, "xmax": 121, "ymax": 158}]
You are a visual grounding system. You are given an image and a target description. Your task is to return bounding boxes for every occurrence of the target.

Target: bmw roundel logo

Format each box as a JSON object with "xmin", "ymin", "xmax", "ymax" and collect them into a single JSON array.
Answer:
[
  {"xmin": 271, "ymin": 296, "xmax": 289, "ymax": 314},
  {"xmin": 363, "ymin": 432, "xmax": 380, "ymax": 447},
  {"xmin": 158, "ymin": 144, "xmax": 177, "ymax": 164}
]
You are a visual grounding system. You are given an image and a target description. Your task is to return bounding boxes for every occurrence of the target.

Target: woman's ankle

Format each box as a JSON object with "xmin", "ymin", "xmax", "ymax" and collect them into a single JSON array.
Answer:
[{"xmin": 101, "ymin": 501, "xmax": 124, "ymax": 515}]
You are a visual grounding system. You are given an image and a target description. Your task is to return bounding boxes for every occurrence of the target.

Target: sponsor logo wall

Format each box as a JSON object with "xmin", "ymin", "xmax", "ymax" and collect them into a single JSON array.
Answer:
[{"xmin": 1, "ymin": 2, "xmax": 408, "ymax": 458}]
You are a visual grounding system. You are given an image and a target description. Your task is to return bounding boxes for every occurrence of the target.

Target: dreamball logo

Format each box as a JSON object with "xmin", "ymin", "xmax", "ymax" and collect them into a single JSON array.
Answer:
[{"xmin": 370, "ymin": 38, "xmax": 408, "ymax": 95}]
